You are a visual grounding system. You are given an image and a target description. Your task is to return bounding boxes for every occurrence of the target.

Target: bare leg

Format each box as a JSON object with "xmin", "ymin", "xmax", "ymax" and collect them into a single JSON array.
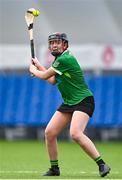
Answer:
[
  {"xmin": 70, "ymin": 111, "xmax": 100, "ymax": 160},
  {"xmin": 44, "ymin": 110, "xmax": 110, "ymax": 177},
  {"xmin": 45, "ymin": 111, "xmax": 72, "ymax": 160}
]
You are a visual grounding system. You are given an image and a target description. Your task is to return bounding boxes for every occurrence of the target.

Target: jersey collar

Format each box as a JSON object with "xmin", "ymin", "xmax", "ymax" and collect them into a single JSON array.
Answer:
[{"xmin": 62, "ymin": 49, "xmax": 69, "ymax": 55}]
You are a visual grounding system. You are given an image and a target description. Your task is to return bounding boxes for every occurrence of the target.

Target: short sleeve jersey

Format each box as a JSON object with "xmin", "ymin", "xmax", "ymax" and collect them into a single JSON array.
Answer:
[{"xmin": 52, "ymin": 50, "xmax": 93, "ymax": 105}]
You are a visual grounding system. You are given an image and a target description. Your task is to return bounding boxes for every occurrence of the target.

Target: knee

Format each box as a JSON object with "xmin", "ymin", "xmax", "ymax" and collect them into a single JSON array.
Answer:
[
  {"xmin": 45, "ymin": 128, "xmax": 56, "ymax": 141},
  {"xmin": 70, "ymin": 130, "xmax": 86, "ymax": 145},
  {"xmin": 70, "ymin": 130, "xmax": 81, "ymax": 142}
]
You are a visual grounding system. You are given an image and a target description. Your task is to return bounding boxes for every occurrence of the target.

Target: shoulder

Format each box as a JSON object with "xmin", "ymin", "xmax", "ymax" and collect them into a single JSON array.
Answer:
[{"xmin": 58, "ymin": 51, "xmax": 75, "ymax": 62}]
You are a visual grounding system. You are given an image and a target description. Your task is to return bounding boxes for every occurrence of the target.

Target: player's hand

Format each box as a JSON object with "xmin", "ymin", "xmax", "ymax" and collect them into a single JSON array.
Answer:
[
  {"xmin": 31, "ymin": 57, "xmax": 40, "ymax": 68},
  {"xmin": 32, "ymin": 58, "xmax": 46, "ymax": 71},
  {"xmin": 29, "ymin": 64, "xmax": 37, "ymax": 75}
]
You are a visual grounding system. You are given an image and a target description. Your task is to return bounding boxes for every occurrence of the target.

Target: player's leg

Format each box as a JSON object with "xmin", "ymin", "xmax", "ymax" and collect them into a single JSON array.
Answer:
[
  {"xmin": 43, "ymin": 111, "xmax": 72, "ymax": 176},
  {"xmin": 45, "ymin": 111, "xmax": 72, "ymax": 160},
  {"xmin": 70, "ymin": 111, "xmax": 110, "ymax": 177},
  {"xmin": 70, "ymin": 111, "xmax": 100, "ymax": 159}
]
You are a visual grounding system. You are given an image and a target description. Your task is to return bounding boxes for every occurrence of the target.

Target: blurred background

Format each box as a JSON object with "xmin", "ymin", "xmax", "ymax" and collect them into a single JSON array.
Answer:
[{"xmin": 0, "ymin": 0, "xmax": 122, "ymax": 141}]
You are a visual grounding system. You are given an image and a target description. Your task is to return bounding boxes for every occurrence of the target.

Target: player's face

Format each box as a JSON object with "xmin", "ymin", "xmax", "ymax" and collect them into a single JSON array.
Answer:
[{"xmin": 49, "ymin": 39, "xmax": 67, "ymax": 56}]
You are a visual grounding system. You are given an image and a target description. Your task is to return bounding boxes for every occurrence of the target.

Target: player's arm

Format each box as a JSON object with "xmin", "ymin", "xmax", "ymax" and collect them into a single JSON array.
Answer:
[
  {"xmin": 29, "ymin": 62, "xmax": 57, "ymax": 85},
  {"xmin": 31, "ymin": 58, "xmax": 56, "ymax": 85},
  {"xmin": 47, "ymin": 76, "xmax": 56, "ymax": 85}
]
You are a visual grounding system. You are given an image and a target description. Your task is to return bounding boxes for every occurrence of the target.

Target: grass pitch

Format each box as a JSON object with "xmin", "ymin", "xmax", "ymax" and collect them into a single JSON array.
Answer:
[{"xmin": 0, "ymin": 140, "xmax": 122, "ymax": 179}]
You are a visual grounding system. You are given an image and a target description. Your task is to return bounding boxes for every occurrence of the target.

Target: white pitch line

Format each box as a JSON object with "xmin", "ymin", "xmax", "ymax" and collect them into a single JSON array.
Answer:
[
  {"xmin": 0, "ymin": 171, "xmax": 121, "ymax": 180},
  {"xmin": 0, "ymin": 170, "xmax": 38, "ymax": 173},
  {"xmin": 0, "ymin": 170, "xmax": 119, "ymax": 174},
  {"xmin": 0, "ymin": 179, "xmax": 122, "ymax": 180}
]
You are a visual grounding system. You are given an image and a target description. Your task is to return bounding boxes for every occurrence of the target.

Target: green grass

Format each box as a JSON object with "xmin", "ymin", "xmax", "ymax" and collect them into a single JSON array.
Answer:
[{"xmin": 0, "ymin": 140, "xmax": 122, "ymax": 179}]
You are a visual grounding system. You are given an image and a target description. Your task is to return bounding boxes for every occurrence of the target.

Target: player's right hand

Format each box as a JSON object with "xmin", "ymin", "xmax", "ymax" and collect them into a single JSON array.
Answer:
[{"xmin": 31, "ymin": 57, "xmax": 40, "ymax": 68}]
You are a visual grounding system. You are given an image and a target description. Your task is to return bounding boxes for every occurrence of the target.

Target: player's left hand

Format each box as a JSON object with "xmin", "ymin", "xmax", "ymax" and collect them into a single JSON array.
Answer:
[{"xmin": 29, "ymin": 64, "xmax": 37, "ymax": 75}]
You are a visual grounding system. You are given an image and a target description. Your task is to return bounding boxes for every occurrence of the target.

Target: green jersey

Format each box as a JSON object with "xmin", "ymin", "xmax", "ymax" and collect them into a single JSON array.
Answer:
[{"xmin": 52, "ymin": 50, "xmax": 93, "ymax": 105}]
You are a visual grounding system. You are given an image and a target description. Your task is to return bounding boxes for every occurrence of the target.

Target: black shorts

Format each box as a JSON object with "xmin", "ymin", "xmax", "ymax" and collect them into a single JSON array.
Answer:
[{"xmin": 57, "ymin": 96, "xmax": 95, "ymax": 117}]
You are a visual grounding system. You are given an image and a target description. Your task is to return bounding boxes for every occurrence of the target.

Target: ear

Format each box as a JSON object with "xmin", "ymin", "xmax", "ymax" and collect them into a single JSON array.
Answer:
[{"xmin": 63, "ymin": 41, "xmax": 68, "ymax": 50}]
